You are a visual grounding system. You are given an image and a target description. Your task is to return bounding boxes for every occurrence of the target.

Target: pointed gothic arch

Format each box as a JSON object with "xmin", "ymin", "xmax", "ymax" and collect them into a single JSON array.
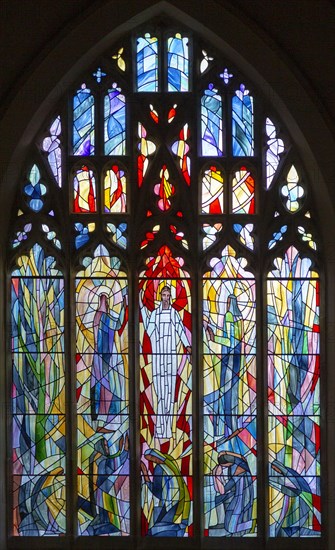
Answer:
[{"xmin": 1, "ymin": 1, "xmax": 334, "ymax": 550}]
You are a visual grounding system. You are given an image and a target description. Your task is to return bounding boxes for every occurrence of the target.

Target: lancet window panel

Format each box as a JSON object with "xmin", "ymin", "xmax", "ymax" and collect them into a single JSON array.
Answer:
[{"xmin": 6, "ymin": 18, "xmax": 323, "ymax": 548}]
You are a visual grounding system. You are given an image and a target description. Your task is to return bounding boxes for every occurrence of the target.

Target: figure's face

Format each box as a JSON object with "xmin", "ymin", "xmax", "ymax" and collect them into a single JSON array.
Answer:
[
  {"xmin": 100, "ymin": 294, "xmax": 108, "ymax": 309},
  {"xmin": 161, "ymin": 289, "xmax": 171, "ymax": 305}
]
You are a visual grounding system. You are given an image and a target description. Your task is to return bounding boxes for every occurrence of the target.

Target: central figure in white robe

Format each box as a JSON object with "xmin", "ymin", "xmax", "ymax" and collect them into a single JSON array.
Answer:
[{"xmin": 141, "ymin": 286, "xmax": 191, "ymax": 438}]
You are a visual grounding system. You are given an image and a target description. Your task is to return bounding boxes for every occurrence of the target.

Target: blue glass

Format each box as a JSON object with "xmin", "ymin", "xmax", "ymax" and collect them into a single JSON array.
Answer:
[
  {"xmin": 268, "ymin": 225, "xmax": 288, "ymax": 249},
  {"xmin": 167, "ymin": 34, "xmax": 189, "ymax": 92},
  {"xmin": 24, "ymin": 165, "xmax": 47, "ymax": 212},
  {"xmin": 104, "ymin": 85, "xmax": 126, "ymax": 155},
  {"xmin": 73, "ymin": 85, "xmax": 94, "ymax": 155},
  {"xmin": 107, "ymin": 222, "xmax": 128, "ymax": 249},
  {"xmin": 74, "ymin": 222, "xmax": 95, "ymax": 249},
  {"xmin": 232, "ymin": 85, "xmax": 254, "ymax": 156},
  {"xmin": 137, "ymin": 35, "xmax": 158, "ymax": 92},
  {"xmin": 201, "ymin": 84, "xmax": 223, "ymax": 156}
]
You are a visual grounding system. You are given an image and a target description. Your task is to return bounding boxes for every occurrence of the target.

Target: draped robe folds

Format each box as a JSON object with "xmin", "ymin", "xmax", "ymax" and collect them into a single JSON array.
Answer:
[
  {"xmin": 91, "ymin": 299, "xmax": 125, "ymax": 422},
  {"xmin": 213, "ymin": 456, "xmax": 253, "ymax": 535},
  {"xmin": 141, "ymin": 303, "xmax": 190, "ymax": 438},
  {"xmin": 205, "ymin": 303, "xmax": 244, "ymax": 438}
]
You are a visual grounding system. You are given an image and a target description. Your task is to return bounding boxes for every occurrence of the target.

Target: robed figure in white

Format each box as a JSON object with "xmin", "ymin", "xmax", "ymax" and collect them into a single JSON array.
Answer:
[{"xmin": 140, "ymin": 286, "xmax": 191, "ymax": 438}]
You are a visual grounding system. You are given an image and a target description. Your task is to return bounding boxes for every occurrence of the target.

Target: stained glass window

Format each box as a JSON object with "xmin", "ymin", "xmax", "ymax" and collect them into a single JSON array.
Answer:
[
  {"xmin": 137, "ymin": 34, "xmax": 158, "ymax": 92},
  {"xmin": 73, "ymin": 165, "xmax": 97, "ymax": 213},
  {"xmin": 139, "ymin": 246, "xmax": 192, "ymax": 536},
  {"xmin": 73, "ymin": 84, "xmax": 95, "ymax": 155},
  {"xmin": 232, "ymin": 84, "xmax": 254, "ymax": 156},
  {"xmin": 7, "ymin": 19, "xmax": 323, "ymax": 547},
  {"xmin": 201, "ymin": 84, "xmax": 223, "ymax": 156},
  {"xmin": 76, "ymin": 246, "xmax": 129, "ymax": 536},
  {"xmin": 104, "ymin": 165, "xmax": 127, "ymax": 213},
  {"xmin": 201, "ymin": 166, "xmax": 224, "ymax": 214},
  {"xmin": 11, "ymin": 244, "xmax": 65, "ymax": 535},
  {"xmin": 203, "ymin": 246, "xmax": 257, "ymax": 536},
  {"xmin": 232, "ymin": 166, "xmax": 255, "ymax": 214},
  {"xmin": 167, "ymin": 33, "xmax": 189, "ymax": 92},
  {"xmin": 42, "ymin": 116, "xmax": 62, "ymax": 187},
  {"xmin": 267, "ymin": 247, "xmax": 320, "ymax": 537},
  {"xmin": 104, "ymin": 84, "xmax": 126, "ymax": 155}
]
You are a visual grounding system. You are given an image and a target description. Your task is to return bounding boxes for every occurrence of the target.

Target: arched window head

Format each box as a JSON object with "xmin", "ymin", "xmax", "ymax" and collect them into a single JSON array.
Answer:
[{"xmin": 8, "ymin": 18, "xmax": 322, "ymax": 546}]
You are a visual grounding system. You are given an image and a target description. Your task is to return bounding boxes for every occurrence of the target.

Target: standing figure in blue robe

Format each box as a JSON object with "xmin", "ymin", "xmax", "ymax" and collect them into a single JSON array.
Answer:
[
  {"xmin": 91, "ymin": 292, "xmax": 125, "ymax": 423},
  {"xmin": 206, "ymin": 294, "xmax": 244, "ymax": 437}
]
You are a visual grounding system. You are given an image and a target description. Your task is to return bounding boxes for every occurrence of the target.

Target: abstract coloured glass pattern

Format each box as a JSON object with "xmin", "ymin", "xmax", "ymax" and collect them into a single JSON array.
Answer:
[
  {"xmin": 154, "ymin": 165, "xmax": 175, "ymax": 211},
  {"xmin": 139, "ymin": 246, "xmax": 192, "ymax": 537},
  {"xmin": 73, "ymin": 166, "xmax": 97, "ymax": 213},
  {"xmin": 42, "ymin": 116, "xmax": 62, "ymax": 187},
  {"xmin": 268, "ymin": 225, "xmax": 288, "ymax": 250},
  {"xmin": 281, "ymin": 166, "xmax": 305, "ymax": 212},
  {"xmin": 106, "ymin": 223, "xmax": 128, "ymax": 250},
  {"xmin": 112, "ymin": 48, "xmax": 126, "ymax": 72},
  {"xmin": 200, "ymin": 50, "xmax": 214, "ymax": 74},
  {"xmin": 203, "ymin": 246, "xmax": 257, "ymax": 536},
  {"xmin": 167, "ymin": 34, "xmax": 189, "ymax": 92},
  {"xmin": 12, "ymin": 223, "xmax": 32, "ymax": 248},
  {"xmin": 202, "ymin": 223, "xmax": 223, "ymax": 251},
  {"xmin": 233, "ymin": 224, "xmax": 255, "ymax": 250},
  {"xmin": 267, "ymin": 247, "xmax": 320, "ymax": 537},
  {"xmin": 140, "ymin": 225, "xmax": 160, "ymax": 250},
  {"xmin": 201, "ymin": 85, "xmax": 223, "ymax": 156},
  {"xmin": 232, "ymin": 167, "xmax": 255, "ymax": 214},
  {"xmin": 138, "ymin": 123, "xmax": 156, "ymax": 188},
  {"xmin": 76, "ymin": 246, "xmax": 129, "ymax": 536},
  {"xmin": 266, "ymin": 118, "xmax": 284, "ymax": 189},
  {"xmin": 168, "ymin": 104, "xmax": 177, "ymax": 123},
  {"xmin": 73, "ymin": 84, "xmax": 95, "ymax": 155},
  {"xmin": 104, "ymin": 85, "xmax": 126, "ymax": 155},
  {"xmin": 104, "ymin": 165, "xmax": 127, "ymax": 213},
  {"xmin": 74, "ymin": 222, "xmax": 95, "ymax": 250},
  {"xmin": 232, "ymin": 85, "xmax": 254, "ymax": 156},
  {"xmin": 11, "ymin": 244, "xmax": 65, "ymax": 535},
  {"xmin": 170, "ymin": 224, "xmax": 189, "ymax": 250},
  {"xmin": 137, "ymin": 34, "xmax": 158, "ymax": 92},
  {"xmin": 298, "ymin": 226, "xmax": 317, "ymax": 250},
  {"xmin": 171, "ymin": 124, "xmax": 191, "ymax": 185},
  {"xmin": 24, "ymin": 164, "xmax": 47, "ymax": 212},
  {"xmin": 201, "ymin": 166, "xmax": 224, "ymax": 214}
]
